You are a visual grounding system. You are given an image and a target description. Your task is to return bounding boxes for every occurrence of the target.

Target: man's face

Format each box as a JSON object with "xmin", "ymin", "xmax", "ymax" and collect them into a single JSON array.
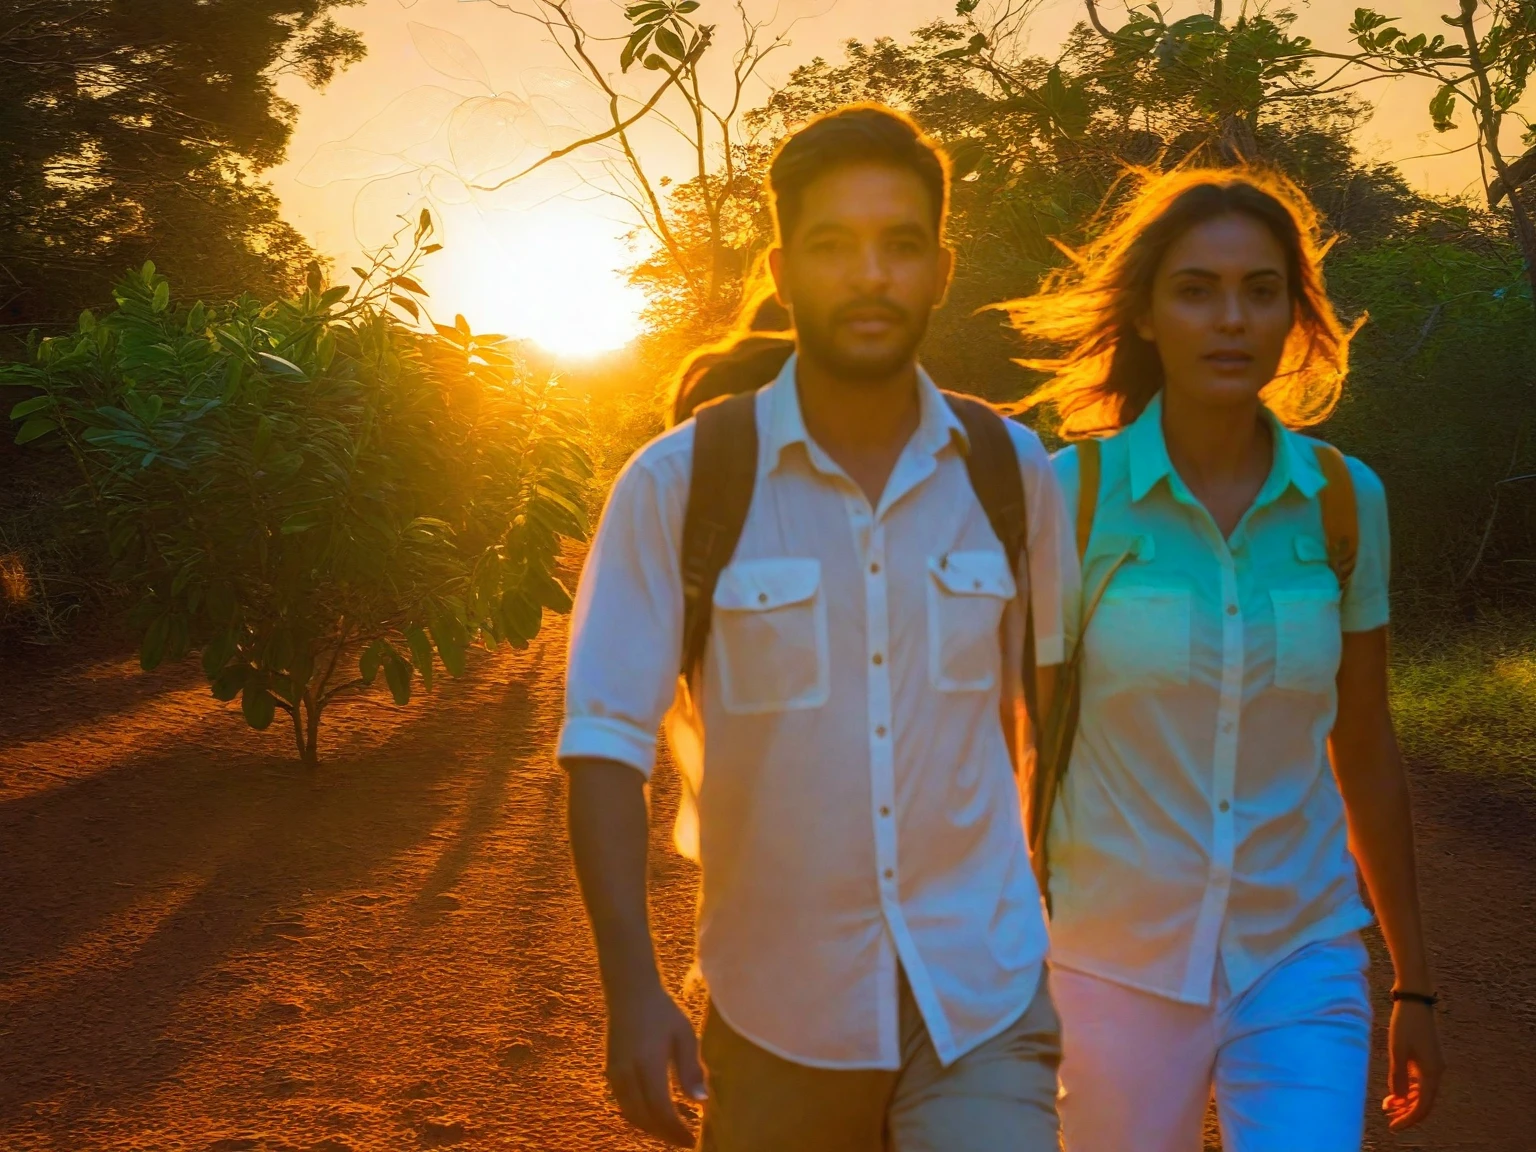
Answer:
[{"xmin": 770, "ymin": 163, "xmax": 953, "ymax": 381}]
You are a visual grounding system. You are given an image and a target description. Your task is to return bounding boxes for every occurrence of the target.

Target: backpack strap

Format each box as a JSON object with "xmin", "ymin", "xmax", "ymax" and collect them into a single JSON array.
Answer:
[
  {"xmin": 1313, "ymin": 443, "xmax": 1358, "ymax": 593},
  {"xmin": 1030, "ymin": 436, "xmax": 1103, "ymax": 908},
  {"xmin": 1075, "ymin": 438, "xmax": 1102, "ymax": 562},
  {"xmin": 679, "ymin": 390, "xmax": 760, "ymax": 680},
  {"xmin": 943, "ymin": 392, "xmax": 1037, "ymax": 729}
]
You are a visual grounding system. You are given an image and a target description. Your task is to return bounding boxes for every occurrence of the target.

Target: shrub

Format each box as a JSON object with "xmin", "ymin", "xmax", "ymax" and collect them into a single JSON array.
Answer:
[{"xmin": 4, "ymin": 239, "xmax": 593, "ymax": 764}]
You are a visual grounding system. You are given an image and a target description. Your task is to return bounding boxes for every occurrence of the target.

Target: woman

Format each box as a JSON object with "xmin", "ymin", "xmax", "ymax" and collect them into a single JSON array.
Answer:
[{"xmin": 1004, "ymin": 167, "xmax": 1443, "ymax": 1151}]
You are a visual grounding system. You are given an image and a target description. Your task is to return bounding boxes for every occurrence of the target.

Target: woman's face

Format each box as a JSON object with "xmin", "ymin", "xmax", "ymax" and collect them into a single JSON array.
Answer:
[{"xmin": 1134, "ymin": 212, "xmax": 1294, "ymax": 411}]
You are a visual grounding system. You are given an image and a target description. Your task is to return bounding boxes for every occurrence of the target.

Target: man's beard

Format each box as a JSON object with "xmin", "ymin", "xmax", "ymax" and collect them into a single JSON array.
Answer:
[{"xmin": 793, "ymin": 298, "xmax": 929, "ymax": 381}]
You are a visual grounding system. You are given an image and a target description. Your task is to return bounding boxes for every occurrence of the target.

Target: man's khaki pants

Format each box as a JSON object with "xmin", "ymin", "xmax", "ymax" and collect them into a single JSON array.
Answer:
[{"xmin": 697, "ymin": 971, "xmax": 1061, "ymax": 1152}]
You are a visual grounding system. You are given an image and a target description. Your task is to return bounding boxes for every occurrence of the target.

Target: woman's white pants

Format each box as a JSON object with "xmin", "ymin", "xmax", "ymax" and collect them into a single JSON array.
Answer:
[{"xmin": 1052, "ymin": 933, "xmax": 1372, "ymax": 1152}]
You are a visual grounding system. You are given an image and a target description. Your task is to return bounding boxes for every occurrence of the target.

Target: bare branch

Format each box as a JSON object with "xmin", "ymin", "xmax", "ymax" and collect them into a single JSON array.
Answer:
[{"xmin": 1083, "ymin": 0, "xmax": 1118, "ymax": 41}]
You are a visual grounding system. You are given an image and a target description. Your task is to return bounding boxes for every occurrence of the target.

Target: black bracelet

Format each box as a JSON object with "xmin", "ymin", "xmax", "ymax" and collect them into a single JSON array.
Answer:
[{"xmin": 1391, "ymin": 989, "xmax": 1440, "ymax": 1007}]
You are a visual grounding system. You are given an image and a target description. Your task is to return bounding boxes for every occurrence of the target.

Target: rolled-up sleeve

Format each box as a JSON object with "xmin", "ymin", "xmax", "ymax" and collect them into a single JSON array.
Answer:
[
  {"xmin": 1340, "ymin": 456, "xmax": 1390, "ymax": 633},
  {"xmin": 1010, "ymin": 423, "xmax": 1076, "ymax": 666},
  {"xmin": 557, "ymin": 429, "xmax": 692, "ymax": 778}
]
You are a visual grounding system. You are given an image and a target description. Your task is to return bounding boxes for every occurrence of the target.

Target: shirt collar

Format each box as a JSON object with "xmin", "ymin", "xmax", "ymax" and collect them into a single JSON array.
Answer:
[
  {"xmin": 1126, "ymin": 389, "xmax": 1326, "ymax": 504},
  {"xmin": 764, "ymin": 352, "xmax": 967, "ymax": 473}
]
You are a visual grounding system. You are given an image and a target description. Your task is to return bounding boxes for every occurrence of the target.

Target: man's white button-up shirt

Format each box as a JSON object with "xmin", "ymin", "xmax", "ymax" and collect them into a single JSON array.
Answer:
[{"xmin": 558, "ymin": 356, "xmax": 1074, "ymax": 1069}]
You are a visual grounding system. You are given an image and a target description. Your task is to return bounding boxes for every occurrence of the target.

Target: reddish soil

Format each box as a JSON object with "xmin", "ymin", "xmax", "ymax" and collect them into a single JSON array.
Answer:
[{"xmin": 1, "ymin": 620, "xmax": 1532, "ymax": 1151}]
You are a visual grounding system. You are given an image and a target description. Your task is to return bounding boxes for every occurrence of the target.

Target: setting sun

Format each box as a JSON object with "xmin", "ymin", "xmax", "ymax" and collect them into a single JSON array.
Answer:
[{"xmin": 424, "ymin": 202, "xmax": 645, "ymax": 357}]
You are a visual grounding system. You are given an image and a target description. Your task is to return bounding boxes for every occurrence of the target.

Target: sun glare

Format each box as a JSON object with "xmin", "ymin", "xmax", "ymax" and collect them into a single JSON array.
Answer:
[{"xmin": 424, "ymin": 204, "xmax": 645, "ymax": 358}]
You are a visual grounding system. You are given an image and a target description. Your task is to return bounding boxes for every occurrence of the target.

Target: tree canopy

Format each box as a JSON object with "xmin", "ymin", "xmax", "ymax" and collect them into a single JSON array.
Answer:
[{"xmin": 0, "ymin": 0, "xmax": 365, "ymax": 338}]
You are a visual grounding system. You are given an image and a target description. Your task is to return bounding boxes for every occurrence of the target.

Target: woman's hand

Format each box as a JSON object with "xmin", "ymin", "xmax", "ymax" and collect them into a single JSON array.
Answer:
[{"xmin": 1382, "ymin": 999, "xmax": 1444, "ymax": 1129}]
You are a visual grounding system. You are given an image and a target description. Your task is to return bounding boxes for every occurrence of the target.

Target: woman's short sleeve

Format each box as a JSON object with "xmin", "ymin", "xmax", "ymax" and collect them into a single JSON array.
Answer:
[{"xmin": 1340, "ymin": 456, "xmax": 1390, "ymax": 633}]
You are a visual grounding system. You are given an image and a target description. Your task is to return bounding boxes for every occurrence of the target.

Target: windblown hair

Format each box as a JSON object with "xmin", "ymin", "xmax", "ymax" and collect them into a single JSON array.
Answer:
[
  {"xmin": 668, "ymin": 104, "xmax": 951, "ymax": 425},
  {"xmin": 1002, "ymin": 165, "xmax": 1361, "ymax": 438},
  {"xmin": 668, "ymin": 278, "xmax": 793, "ymax": 425}
]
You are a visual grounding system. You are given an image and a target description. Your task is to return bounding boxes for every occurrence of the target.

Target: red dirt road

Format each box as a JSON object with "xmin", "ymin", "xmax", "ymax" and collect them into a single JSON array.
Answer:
[{"xmin": 1, "ymin": 623, "xmax": 1532, "ymax": 1151}]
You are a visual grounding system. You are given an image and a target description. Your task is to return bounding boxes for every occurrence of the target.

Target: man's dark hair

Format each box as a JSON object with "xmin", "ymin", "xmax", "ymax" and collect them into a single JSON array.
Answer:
[{"xmin": 768, "ymin": 103, "xmax": 950, "ymax": 245}]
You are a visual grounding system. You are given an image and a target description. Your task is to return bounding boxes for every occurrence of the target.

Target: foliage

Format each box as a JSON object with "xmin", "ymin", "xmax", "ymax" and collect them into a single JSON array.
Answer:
[
  {"xmin": 1349, "ymin": 0, "xmax": 1536, "ymax": 306},
  {"xmin": 612, "ymin": 8, "xmax": 1536, "ymax": 618},
  {"xmin": 1391, "ymin": 615, "xmax": 1536, "ymax": 781},
  {"xmin": 0, "ymin": 0, "xmax": 366, "ymax": 338},
  {"xmin": 3, "ymin": 218, "xmax": 593, "ymax": 764}
]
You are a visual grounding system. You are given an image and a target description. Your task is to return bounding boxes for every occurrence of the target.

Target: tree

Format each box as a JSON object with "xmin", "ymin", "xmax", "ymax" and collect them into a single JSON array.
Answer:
[
  {"xmin": 4, "ymin": 215, "xmax": 593, "ymax": 765},
  {"xmin": 0, "ymin": 0, "xmax": 366, "ymax": 337},
  {"xmin": 1348, "ymin": 0, "xmax": 1536, "ymax": 310}
]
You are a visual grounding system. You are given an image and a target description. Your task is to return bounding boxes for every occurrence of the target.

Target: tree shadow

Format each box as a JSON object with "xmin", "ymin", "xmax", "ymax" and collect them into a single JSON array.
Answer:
[{"xmin": 0, "ymin": 642, "xmax": 552, "ymax": 1126}]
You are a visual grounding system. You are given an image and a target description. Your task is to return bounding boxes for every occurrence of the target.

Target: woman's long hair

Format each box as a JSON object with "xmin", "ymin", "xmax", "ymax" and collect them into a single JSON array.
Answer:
[
  {"xmin": 667, "ymin": 274, "xmax": 794, "ymax": 427},
  {"xmin": 1001, "ymin": 165, "xmax": 1362, "ymax": 438}
]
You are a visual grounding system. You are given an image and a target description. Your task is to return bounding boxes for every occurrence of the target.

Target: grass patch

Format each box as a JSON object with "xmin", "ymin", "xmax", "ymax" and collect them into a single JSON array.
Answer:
[{"xmin": 1391, "ymin": 616, "xmax": 1536, "ymax": 782}]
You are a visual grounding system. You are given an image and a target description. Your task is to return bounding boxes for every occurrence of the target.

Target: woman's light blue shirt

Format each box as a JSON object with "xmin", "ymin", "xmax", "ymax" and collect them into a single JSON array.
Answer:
[{"xmin": 1049, "ymin": 391, "xmax": 1389, "ymax": 1004}]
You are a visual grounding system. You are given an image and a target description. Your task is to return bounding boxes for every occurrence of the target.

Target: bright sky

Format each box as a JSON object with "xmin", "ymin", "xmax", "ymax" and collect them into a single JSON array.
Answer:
[{"xmin": 269, "ymin": 0, "xmax": 1519, "ymax": 357}]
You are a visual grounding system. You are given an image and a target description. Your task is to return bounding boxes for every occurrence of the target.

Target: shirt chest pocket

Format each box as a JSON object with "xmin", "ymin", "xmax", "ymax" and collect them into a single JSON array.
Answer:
[
  {"xmin": 1271, "ymin": 536, "xmax": 1342, "ymax": 694},
  {"xmin": 712, "ymin": 558, "xmax": 830, "ymax": 715},
  {"xmin": 1083, "ymin": 544, "xmax": 1192, "ymax": 694},
  {"xmin": 927, "ymin": 549, "xmax": 1016, "ymax": 692}
]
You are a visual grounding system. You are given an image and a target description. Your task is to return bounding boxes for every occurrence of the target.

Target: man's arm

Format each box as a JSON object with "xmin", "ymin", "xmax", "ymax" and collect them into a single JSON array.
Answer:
[
  {"xmin": 557, "ymin": 436, "xmax": 699, "ymax": 1145},
  {"xmin": 567, "ymin": 757, "xmax": 703, "ymax": 1146}
]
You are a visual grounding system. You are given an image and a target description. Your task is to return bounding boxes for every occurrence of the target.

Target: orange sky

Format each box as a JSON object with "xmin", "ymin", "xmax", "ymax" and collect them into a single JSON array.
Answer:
[{"xmin": 268, "ymin": 0, "xmax": 1524, "ymax": 355}]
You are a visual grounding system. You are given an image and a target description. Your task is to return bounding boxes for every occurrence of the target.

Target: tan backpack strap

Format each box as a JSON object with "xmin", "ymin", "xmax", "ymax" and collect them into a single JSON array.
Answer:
[
  {"xmin": 1076, "ymin": 438, "xmax": 1102, "ymax": 562},
  {"xmin": 1313, "ymin": 444, "xmax": 1358, "ymax": 592}
]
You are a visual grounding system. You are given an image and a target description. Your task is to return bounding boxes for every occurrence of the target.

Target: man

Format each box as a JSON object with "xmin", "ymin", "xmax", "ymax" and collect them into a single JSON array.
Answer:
[{"xmin": 558, "ymin": 104, "xmax": 1074, "ymax": 1151}]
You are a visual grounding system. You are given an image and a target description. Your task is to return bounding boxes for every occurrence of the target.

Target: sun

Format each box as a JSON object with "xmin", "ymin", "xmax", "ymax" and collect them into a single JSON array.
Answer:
[{"xmin": 422, "ymin": 202, "xmax": 646, "ymax": 358}]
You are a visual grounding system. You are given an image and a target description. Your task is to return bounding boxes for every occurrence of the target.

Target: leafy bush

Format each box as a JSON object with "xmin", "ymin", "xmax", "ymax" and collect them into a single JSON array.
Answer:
[{"xmin": 4, "ymin": 239, "xmax": 593, "ymax": 764}]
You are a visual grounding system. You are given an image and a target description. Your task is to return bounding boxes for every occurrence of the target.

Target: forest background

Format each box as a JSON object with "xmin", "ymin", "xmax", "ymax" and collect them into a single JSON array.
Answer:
[{"xmin": 2, "ymin": 0, "xmax": 1534, "ymax": 776}]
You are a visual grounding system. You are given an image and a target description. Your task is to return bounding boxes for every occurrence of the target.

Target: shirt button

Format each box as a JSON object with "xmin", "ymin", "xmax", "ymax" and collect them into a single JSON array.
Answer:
[
  {"xmin": 1226, "ymin": 604, "xmax": 1238, "ymax": 616},
  {"xmin": 872, "ymin": 653, "xmax": 884, "ymax": 666},
  {"xmin": 758, "ymin": 593, "xmax": 768, "ymax": 604},
  {"xmin": 870, "ymin": 562, "xmax": 881, "ymax": 574},
  {"xmin": 883, "ymin": 868, "xmax": 894, "ymax": 880},
  {"xmin": 1219, "ymin": 800, "xmax": 1231, "ymax": 813},
  {"xmin": 875, "ymin": 725, "xmax": 887, "ymax": 738},
  {"xmin": 880, "ymin": 806, "xmax": 891, "ymax": 817}
]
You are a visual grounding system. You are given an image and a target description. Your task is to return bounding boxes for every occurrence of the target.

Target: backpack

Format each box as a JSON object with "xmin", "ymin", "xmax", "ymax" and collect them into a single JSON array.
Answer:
[
  {"xmin": 677, "ymin": 387, "xmax": 1042, "ymax": 729},
  {"xmin": 1025, "ymin": 436, "xmax": 1362, "ymax": 905}
]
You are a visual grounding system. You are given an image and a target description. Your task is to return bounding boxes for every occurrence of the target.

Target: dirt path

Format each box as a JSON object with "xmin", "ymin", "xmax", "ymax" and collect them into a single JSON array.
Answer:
[{"xmin": 0, "ymin": 625, "xmax": 1532, "ymax": 1151}]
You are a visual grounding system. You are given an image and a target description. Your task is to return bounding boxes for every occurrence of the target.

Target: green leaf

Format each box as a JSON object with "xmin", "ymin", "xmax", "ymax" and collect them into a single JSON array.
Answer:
[
  {"xmin": 429, "ymin": 608, "xmax": 470, "ymax": 677},
  {"xmin": 152, "ymin": 281, "xmax": 171, "ymax": 313},
  {"xmin": 141, "ymin": 614, "xmax": 171, "ymax": 671},
  {"xmin": 280, "ymin": 509, "xmax": 326, "ymax": 535},
  {"xmin": 360, "ymin": 639, "xmax": 388, "ymax": 686},
  {"xmin": 1430, "ymin": 82, "xmax": 1458, "ymax": 131},
  {"xmin": 405, "ymin": 625, "xmax": 435, "ymax": 691},
  {"xmin": 210, "ymin": 663, "xmax": 249, "ymax": 701},
  {"xmin": 655, "ymin": 25, "xmax": 686, "ymax": 59},
  {"xmin": 644, "ymin": 53, "xmax": 666, "ymax": 70},
  {"xmin": 319, "ymin": 285, "xmax": 351, "ymax": 309},
  {"xmin": 202, "ymin": 631, "xmax": 238, "ymax": 679},
  {"xmin": 948, "ymin": 137, "xmax": 988, "ymax": 180},
  {"xmin": 391, "ymin": 295, "xmax": 421, "ymax": 321},
  {"xmin": 9, "ymin": 396, "xmax": 52, "ymax": 420},
  {"xmin": 14, "ymin": 416, "xmax": 58, "ymax": 444},
  {"xmin": 256, "ymin": 352, "xmax": 308, "ymax": 379},
  {"xmin": 79, "ymin": 309, "xmax": 97, "ymax": 332},
  {"xmin": 620, "ymin": 26, "xmax": 649, "ymax": 71},
  {"xmin": 242, "ymin": 682, "xmax": 277, "ymax": 729},
  {"xmin": 390, "ymin": 274, "xmax": 429, "ymax": 295},
  {"xmin": 383, "ymin": 651, "xmax": 413, "ymax": 705}
]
